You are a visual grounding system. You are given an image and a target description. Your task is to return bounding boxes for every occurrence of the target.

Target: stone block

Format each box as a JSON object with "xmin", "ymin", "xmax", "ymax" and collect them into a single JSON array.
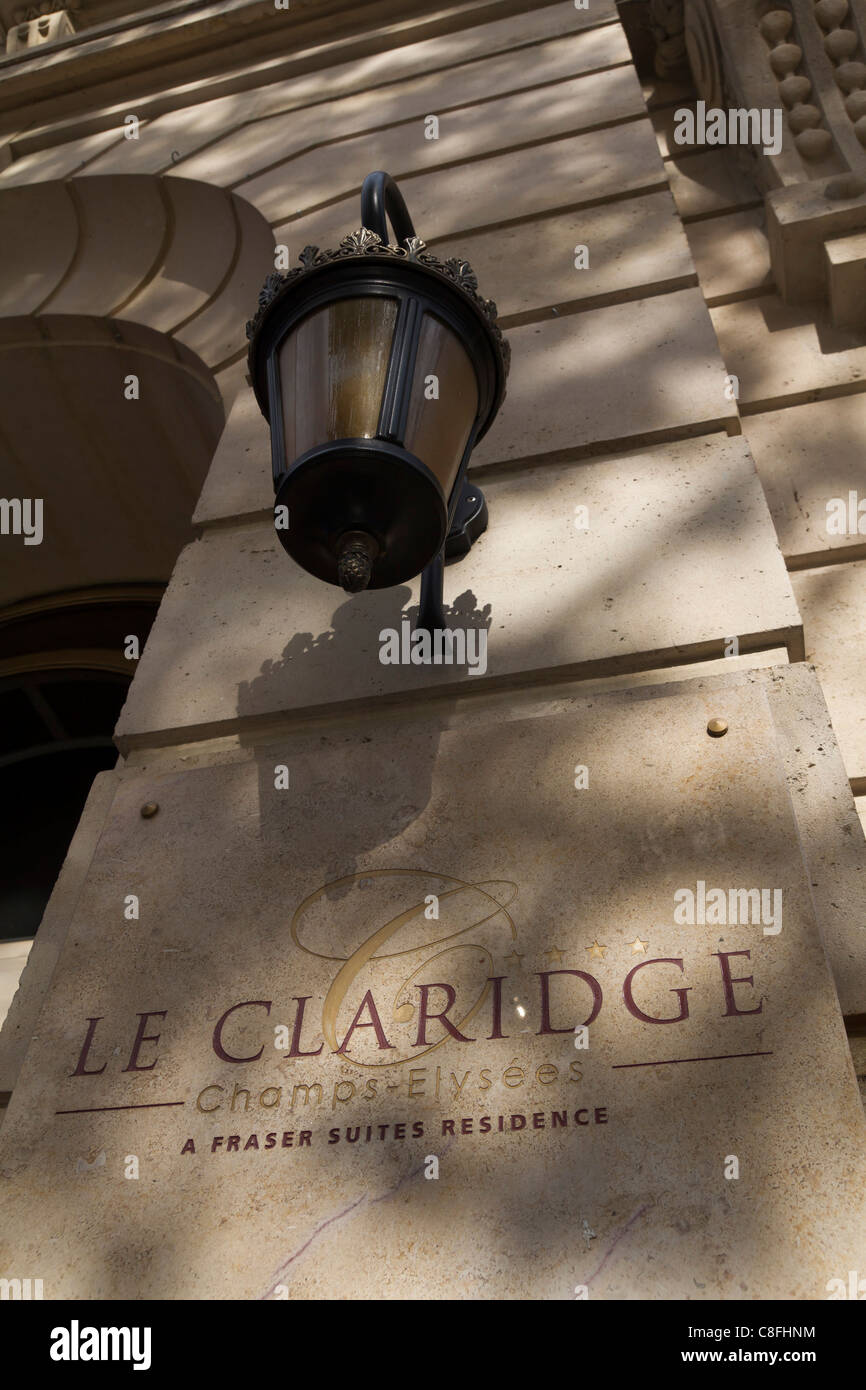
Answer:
[
  {"xmin": 117, "ymin": 433, "xmax": 801, "ymax": 748},
  {"xmin": 470, "ymin": 289, "xmax": 739, "ymax": 469},
  {"xmin": 666, "ymin": 150, "xmax": 759, "ymax": 220},
  {"xmin": 273, "ymin": 120, "xmax": 668, "ymax": 247},
  {"xmin": 791, "ymin": 559, "xmax": 866, "ymax": 782},
  {"xmin": 0, "ymin": 180, "xmax": 77, "ymax": 314},
  {"xmin": 685, "ymin": 208, "xmax": 772, "ymax": 302},
  {"xmin": 825, "ymin": 230, "xmax": 866, "ymax": 331},
  {"xmin": 435, "ymin": 190, "xmax": 695, "ymax": 325},
  {"xmin": 38, "ymin": 176, "xmax": 166, "ymax": 316},
  {"xmin": 121, "ymin": 178, "xmax": 240, "ymax": 334},
  {"xmin": 710, "ymin": 293, "xmax": 866, "ymax": 412},
  {"xmin": 767, "ymin": 179, "xmax": 866, "ymax": 307},
  {"xmin": 239, "ymin": 67, "xmax": 648, "ymax": 228},
  {"xmin": 0, "ymin": 127, "xmax": 124, "ymax": 187},
  {"xmin": 173, "ymin": 192, "xmax": 275, "ymax": 368},
  {"xmin": 652, "ymin": 101, "xmax": 706, "ymax": 158},
  {"xmin": 758, "ymin": 662, "xmax": 866, "ymax": 1019},
  {"xmin": 193, "ymin": 387, "xmax": 272, "ymax": 528},
  {"xmin": 86, "ymin": 3, "xmax": 622, "ymax": 180},
  {"xmin": 743, "ymin": 394, "xmax": 866, "ymax": 564},
  {"xmin": 4, "ymin": 668, "xmax": 866, "ymax": 1296},
  {"xmin": 165, "ymin": 25, "xmax": 632, "ymax": 190}
]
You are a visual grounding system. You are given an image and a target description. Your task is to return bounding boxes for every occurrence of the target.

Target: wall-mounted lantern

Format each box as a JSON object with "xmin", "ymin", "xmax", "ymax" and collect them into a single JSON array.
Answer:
[{"xmin": 246, "ymin": 171, "xmax": 510, "ymax": 630}]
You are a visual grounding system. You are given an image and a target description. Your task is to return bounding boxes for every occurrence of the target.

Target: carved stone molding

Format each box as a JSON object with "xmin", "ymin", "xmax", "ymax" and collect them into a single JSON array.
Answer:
[
  {"xmin": 5, "ymin": 5, "xmax": 74, "ymax": 52},
  {"xmin": 684, "ymin": 0, "xmax": 725, "ymax": 105},
  {"xmin": 682, "ymin": 0, "xmax": 866, "ymax": 325},
  {"xmin": 650, "ymin": 0, "xmax": 690, "ymax": 77}
]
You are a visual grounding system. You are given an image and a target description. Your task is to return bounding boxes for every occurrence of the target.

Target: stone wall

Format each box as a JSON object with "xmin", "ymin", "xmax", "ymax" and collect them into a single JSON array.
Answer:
[{"xmin": 1, "ymin": 0, "xmax": 865, "ymax": 1299}]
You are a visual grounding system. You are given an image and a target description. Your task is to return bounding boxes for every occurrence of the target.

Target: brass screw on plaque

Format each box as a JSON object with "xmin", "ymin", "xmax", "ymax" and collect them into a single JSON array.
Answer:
[
  {"xmin": 707, "ymin": 718, "xmax": 728, "ymax": 738},
  {"xmin": 140, "ymin": 802, "xmax": 159, "ymax": 818}
]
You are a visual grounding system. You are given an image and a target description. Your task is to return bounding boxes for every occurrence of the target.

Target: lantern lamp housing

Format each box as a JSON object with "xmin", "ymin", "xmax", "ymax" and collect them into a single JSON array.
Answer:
[{"xmin": 246, "ymin": 172, "xmax": 510, "ymax": 617}]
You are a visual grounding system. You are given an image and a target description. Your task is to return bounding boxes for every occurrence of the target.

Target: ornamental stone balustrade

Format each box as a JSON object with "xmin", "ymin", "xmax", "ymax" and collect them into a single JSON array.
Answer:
[{"xmin": 679, "ymin": 0, "xmax": 866, "ymax": 324}]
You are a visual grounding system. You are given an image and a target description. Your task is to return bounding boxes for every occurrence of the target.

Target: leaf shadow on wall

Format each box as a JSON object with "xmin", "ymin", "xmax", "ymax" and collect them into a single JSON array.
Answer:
[{"xmin": 236, "ymin": 578, "xmax": 492, "ymax": 892}]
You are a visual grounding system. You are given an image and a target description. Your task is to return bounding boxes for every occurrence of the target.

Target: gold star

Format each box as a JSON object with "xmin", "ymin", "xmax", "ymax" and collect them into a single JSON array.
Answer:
[
  {"xmin": 543, "ymin": 945, "xmax": 564, "ymax": 965},
  {"xmin": 586, "ymin": 941, "xmax": 606, "ymax": 960},
  {"xmin": 504, "ymin": 949, "xmax": 524, "ymax": 970},
  {"xmin": 629, "ymin": 936, "xmax": 648, "ymax": 954}
]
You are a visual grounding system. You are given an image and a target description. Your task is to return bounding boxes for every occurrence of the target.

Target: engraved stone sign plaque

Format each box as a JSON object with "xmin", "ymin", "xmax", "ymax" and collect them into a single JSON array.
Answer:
[{"xmin": 1, "ymin": 675, "xmax": 864, "ymax": 1299}]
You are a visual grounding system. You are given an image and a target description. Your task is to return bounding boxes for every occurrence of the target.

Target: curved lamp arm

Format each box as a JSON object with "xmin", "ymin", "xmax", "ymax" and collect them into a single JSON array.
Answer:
[{"xmin": 360, "ymin": 171, "xmax": 417, "ymax": 248}]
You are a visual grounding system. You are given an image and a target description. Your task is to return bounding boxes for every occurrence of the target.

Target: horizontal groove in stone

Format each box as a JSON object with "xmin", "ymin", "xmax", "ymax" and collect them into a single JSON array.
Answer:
[
  {"xmin": 264, "ymin": 113, "xmax": 650, "ymax": 232},
  {"xmin": 738, "ymin": 379, "xmax": 866, "ymax": 416},
  {"xmin": 704, "ymin": 284, "xmax": 776, "ymax": 309},
  {"xmin": 413, "ymin": 180, "xmax": 672, "ymax": 247},
  {"xmin": 786, "ymin": 542, "xmax": 866, "ymax": 571},
  {"xmin": 498, "ymin": 274, "xmax": 699, "ymax": 329},
  {"xmin": 193, "ymin": 417, "xmax": 746, "ymax": 536},
  {"xmin": 114, "ymin": 629, "xmax": 802, "ymax": 757},
  {"xmin": 6, "ymin": 2, "xmax": 624, "ymax": 151},
  {"xmin": 469, "ymin": 418, "xmax": 743, "ymax": 478},
  {"xmin": 681, "ymin": 198, "xmax": 764, "ymax": 226},
  {"xmin": 225, "ymin": 60, "xmax": 636, "ymax": 194}
]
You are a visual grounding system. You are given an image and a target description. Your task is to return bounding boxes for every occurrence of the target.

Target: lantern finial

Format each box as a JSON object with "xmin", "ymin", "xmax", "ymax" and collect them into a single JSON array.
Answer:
[{"xmin": 336, "ymin": 532, "xmax": 378, "ymax": 593}]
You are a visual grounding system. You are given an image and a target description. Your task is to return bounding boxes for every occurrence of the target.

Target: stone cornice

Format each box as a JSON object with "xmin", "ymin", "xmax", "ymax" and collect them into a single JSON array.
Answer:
[{"xmin": 0, "ymin": 0, "xmax": 547, "ymax": 134}]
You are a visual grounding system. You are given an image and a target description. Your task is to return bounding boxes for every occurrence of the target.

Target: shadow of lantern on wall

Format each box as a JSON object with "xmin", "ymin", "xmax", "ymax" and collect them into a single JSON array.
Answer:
[{"xmin": 246, "ymin": 171, "xmax": 510, "ymax": 632}]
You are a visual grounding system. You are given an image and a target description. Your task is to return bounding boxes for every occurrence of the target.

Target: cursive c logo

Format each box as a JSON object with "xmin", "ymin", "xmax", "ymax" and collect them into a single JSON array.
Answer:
[{"xmin": 290, "ymin": 870, "xmax": 518, "ymax": 1065}]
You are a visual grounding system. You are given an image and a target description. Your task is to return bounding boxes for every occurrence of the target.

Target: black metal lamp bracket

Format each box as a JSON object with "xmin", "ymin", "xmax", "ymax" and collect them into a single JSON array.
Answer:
[
  {"xmin": 360, "ymin": 172, "xmax": 488, "ymax": 635},
  {"xmin": 360, "ymin": 170, "xmax": 417, "ymax": 248}
]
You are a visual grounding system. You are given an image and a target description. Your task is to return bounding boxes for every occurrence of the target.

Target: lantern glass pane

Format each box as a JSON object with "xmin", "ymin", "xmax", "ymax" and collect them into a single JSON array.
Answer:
[
  {"xmin": 403, "ymin": 312, "xmax": 479, "ymax": 501},
  {"xmin": 278, "ymin": 295, "xmax": 398, "ymax": 461}
]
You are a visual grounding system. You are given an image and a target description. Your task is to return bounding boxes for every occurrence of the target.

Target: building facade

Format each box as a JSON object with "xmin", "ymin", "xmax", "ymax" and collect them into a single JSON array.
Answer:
[{"xmin": 1, "ymin": 0, "xmax": 865, "ymax": 1299}]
